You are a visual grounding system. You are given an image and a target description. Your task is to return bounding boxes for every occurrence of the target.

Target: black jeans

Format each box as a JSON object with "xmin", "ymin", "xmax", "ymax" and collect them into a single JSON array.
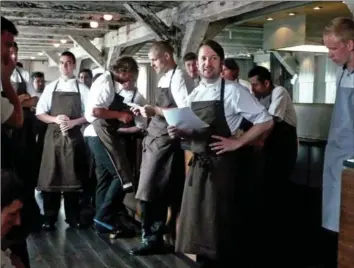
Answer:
[
  {"xmin": 42, "ymin": 191, "xmax": 80, "ymax": 224},
  {"xmin": 86, "ymin": 137, "xmax": 125, "ymax": 231}
]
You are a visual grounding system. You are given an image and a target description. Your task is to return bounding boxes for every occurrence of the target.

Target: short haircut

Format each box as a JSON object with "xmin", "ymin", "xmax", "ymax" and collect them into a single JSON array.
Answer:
[
  {"xmin": 16, "ymin": 62, "xmax": 23, "ymax": 68},
  {"xmin": 323, "ymin": 17, "xmax": 354, "ymax": 42},
  {"xmin": 150, "ymin": 40, "xmax": 174, "ymax": 56},
  {"xmin": 223, "ymin": 58, "xmax": 239, "ymax": 71},
  {"xmin": 1, "ymin": 170, "xmax": 24, "ymax": 210},
  {"xmin": 32, "ymin": 71, "xmax": 44, "ymax": 79},
  {"xmin": 248, "ymin": 66, "xmax": 273, "ymax": 85},
  {"xmin": 1, "ymin": 16, "xmax": 18, "ymax": 35},
  {"xmin": 183, "ymin": 52, "xmax": 197, "ymax": 62},
  {"xmin": 79, "ymin": 69, "xmax": 93, "ymax": 78},
  {"xmin": 112, "ymin": 56, "xmax": 139, "ymax": 74},
  {"xmin": 198, "ymin": 39, "xmax": 225, "ymax": 61},
  {"xmin": 60, "ymin": 51, "xmax": 76, "ymax": 64}
]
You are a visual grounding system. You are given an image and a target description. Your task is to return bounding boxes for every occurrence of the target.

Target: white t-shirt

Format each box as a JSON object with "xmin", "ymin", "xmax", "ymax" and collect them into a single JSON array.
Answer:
[
  {"xmin": 187, "ymin": 78, "xmax": 272, "ymax": 135},
  {"xmin": 157, "ymin": 68, "xmax": 194, "ymax": 108},
  {"xmin": 11, "ymin": 67, "xmax": 38, "ymax": 97},
  {"xmin": 238, "ymin": 78, "xmax": 252, "ymax": 92},
  {"xmin": 0, "ymin": 82, "xmax": 14, "ymax": 124},
  {"xmin": 258, "ymin": 86, "xmax": 297, "ymax": 127},
  {"xmin": 84, "ymin": 71, "xmax": 148, "ymax": 137},
  {"xmin": 36, "ymin": 78, "xmax": 89, "ymax": 116}
]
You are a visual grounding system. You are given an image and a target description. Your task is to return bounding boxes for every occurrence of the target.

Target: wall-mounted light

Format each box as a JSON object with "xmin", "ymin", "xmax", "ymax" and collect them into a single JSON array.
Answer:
[
  {"xmin": 30, "ymin": 56, "xmax": 35, "ymax": 60},
  {"xmin": 38, "ymin": 52, "xmax": 44, "ymax": 56},
  {"xmin": 267, "ymin": 17, "xmax": 274, "ymax": 21},
  {"xmin": 313, "ymin": 6, "xmax": 322, "ymax": 10},
  {"xmin": 90, "ymin": 21, "xmax": 99, "ymax": 28},
  {"xmin": 288, "ymin": 12, "xmax": 296, "ymax": 16},
  {"xmin": 54, "ymin": 43, "xmax": 60, "ymax": 48},
  {"xmin": 103, "ymin": 14, "xmax": 113, "ymax": 21},
  {"xmin": 60, "ymin": 39, "xmax": 67, "ymax": 44}
]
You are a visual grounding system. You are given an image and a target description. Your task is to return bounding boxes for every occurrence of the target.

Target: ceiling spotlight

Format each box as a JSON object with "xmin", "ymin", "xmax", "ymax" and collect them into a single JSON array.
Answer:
[
  {"xmin": 54, "ymin": 43, "xmax": 60, "ymax": 48},
  {"xmin": 103, "ymin": 14, "xmax": 113, "ymax": 21},
  {"xmin": 90, "ymin": 21, "xmax": 99, "ymax": 28},
  {"xmin": 313, "ymin": 6, "xmax": 322, "ymax": 10},
  {"xmin": 60, "ymin": 39, "xmax": 67, "ymax": 44},
  {"xmin": 30, "ymin": 56, "xmax": 35, "ymax": 60},
  {"xmin": 288, "ymin": 12, "xmax": 296, "ymax": 16},
  {"xmin": 38, "ymin": 52, "xmax": 44, "ymax": 56},
  {"xmin": 267, "ymin": 17, "xmax": 273, "ymax": 21}
]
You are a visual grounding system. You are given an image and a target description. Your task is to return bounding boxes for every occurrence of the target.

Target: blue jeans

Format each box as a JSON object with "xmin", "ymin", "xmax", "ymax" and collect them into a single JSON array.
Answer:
[{"xmin": 86, "ymin": 136, "xmax": 125, "ymax": 231}]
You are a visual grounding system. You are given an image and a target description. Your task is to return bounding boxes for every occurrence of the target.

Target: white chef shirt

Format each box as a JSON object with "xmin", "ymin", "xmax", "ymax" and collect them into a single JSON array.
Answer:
[
  {"xmin": 238, "ymin": 78, "xmax": 252, "ymax": 92},
  {"xmin": 187, "ymin": 78, "xmax": 272, "ymax": 135},
  {"xmin": 258, "ymin": 86, "xmax": 297, "ymax": 127},
  {"xmin": 84, "ymin": 71, "xmax": 148, "ymax": 137},
  {"xmin": 36, "ymin": 77, "xmax": 89, "ymax": 116},
  {"xmin": 157, "ymin": 67, "xmax": 194, "ymax": 108},
  {"xmin": 11, "ymin": 67, "xmax": 38, "ymax": 97}
]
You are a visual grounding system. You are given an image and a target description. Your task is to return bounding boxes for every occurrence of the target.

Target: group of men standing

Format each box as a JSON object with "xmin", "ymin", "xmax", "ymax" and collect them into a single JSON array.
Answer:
[{"xmin": 1, "ymin": 13, "xmax": 353, "ymax": 268}]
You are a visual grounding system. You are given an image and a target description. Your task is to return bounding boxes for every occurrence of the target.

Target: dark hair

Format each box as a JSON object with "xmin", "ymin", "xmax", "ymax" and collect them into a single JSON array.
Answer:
[
  {"xmin": 1, "ymin": 170, "xmax": 24, "ymax": 210},
  {"xmin": 198, "ymin": 39, "xmax": 225, "ymax": 61},
  {"xmin": 31, "ymin": 71, "xmax": 44, "ymax": 79},
  {"xmin": 79, "ymin": 69, "xmax": 93, "ymax": 78},
  {"xmin": 16, "ymin": 62, "xmax": 23, "ymax": 68},
  {"xmin": 60, "ymin": 51, "xmax": 76, "ymax": 64},
  {"xmin": 92, "ymin": 73, "xmax": 103, "ymax": 82},
  {"xmin": 150, "ymin": 40, "xmax": 174, "ymax": 55},
  {"xmin": 112, "ymin": 56, "xmax": 139, "ymax": 74},
  {"xmin": 1, "ymin": 16, "xmax": 18, "ymax": 35},
  {"xmin": 183, "ymin": 52, "xmax": 197, "ymax": 62},
  {"xmin": 248, "ymin": 66, "xmax": 273, "ymax": 85},
  {"xmin": 223, "ymin": 58, "xmax": 239, "ymax": 71}
]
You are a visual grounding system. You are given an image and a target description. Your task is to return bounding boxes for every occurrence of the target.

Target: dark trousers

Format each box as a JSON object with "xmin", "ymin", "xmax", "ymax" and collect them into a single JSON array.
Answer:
[
  {"xmin": 42, "ymin": 191, "xmax": 80, "ymax": 224},
  {"xmin": 140, "ymin": 201, "xmax": 167, "ymax": 243},
  {"xmin": 86, "ymin": 136, "xmax": 125, "ymax": 231},
  {"xmin": 321, "ymin": 228, "xmax": 338, "ymax": 268}
]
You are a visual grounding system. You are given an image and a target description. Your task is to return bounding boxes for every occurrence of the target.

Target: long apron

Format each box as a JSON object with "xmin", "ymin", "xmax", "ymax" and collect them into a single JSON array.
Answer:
[
  {"xmin": 91, "ymin": 73, "xmax": 135, "ymax": 191},
  {"xmin": 176, "ymin": 79, "xmax": 238, "ymax": 261},
  {"xmin": 322, "ymin": 70, "xmax": 354, "ymax": 232},
  {"xmin": 37, "ymin": 81, "xmax": 86, "ymax": 192},
  {"xmin": 135, "ymin": 67, "xmax": 185, "ymax": 204}
]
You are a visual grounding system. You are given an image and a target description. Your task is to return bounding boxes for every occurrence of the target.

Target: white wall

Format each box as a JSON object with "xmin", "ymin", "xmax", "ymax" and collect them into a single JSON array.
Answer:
[{"xmin": 22, "ymin": 60, "xmax": 59, "ymax": 82}]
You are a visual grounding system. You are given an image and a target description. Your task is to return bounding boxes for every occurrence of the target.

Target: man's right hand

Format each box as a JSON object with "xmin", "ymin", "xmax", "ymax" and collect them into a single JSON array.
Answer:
[
  {"xmin": 18, "ymin": 94, "xmax": 31, "ymax": 103},
  {"xmin": 54, "ymin": 114, "xmax": 70, "ymax": 125},
  {"xmin": 118, "ymin": 112, "xmax": 133, "ymax": 124}
]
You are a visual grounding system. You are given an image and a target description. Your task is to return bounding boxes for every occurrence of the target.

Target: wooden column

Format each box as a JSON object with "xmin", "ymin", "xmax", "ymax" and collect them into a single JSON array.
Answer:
[{"xmin": 338, "ymin": 165, "xmax": 354, "ymax": 268}]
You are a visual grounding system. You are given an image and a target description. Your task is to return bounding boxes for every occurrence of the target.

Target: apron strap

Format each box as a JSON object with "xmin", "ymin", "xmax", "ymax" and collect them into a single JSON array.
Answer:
[
  {"xmin": 53, "ymin": 80, "xmax": 60, "ymax": 92},
  {"xmin": 110, "ymin": 72, "xmax": 117, "ymax": 92},
  {"xmin": 131, "ymin": 87, "xmax": 137, "ymax": 103},
  {"xmin": 169, "ymin": 65, "xmax": 178, "ymax": 89},
  {"xmin": 337, "ymin": 68, "xmax": 345, "ymax": 90},
  {"xmin": 220, "ymin": 78, "xmax": 225, "ymax": 103},
  {"xmin": 15, "ymin": 68, "xmax": 26, "ymax": 84}
]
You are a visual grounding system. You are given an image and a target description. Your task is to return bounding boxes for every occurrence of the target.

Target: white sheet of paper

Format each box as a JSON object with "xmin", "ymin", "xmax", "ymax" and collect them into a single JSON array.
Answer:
[{"xmin": 162, "ymin": 107, "xmax": 209, "ymax": 129}]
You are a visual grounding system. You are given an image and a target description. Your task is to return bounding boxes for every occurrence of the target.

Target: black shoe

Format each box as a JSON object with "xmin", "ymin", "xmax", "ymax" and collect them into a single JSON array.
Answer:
[
  {"xmin": 109, "ymin": 226, "xmax": 136, "ymax": 239},
  {"xmin": 65, "ymin": 219, "xmax": 85, "ymax": 229},
  {"xmin": 129, "ymin": 241, "xmax": 165, "ymax": 256},
  {"xmin": 42, "ymin": 223, "xmax": 55, "ymax": 231}
]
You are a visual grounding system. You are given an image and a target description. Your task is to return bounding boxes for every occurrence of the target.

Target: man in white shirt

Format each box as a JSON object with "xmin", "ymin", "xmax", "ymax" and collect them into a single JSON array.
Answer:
[
  {"xmin": 167, "ymin": 40, "xmax": 273, "ymax": 267},
  {"xmin": 183, "ymin": 52, "xmax": 200, "ymax": 88},
  {"xmin": 248, "ymin": 65, "xmax": 298, "ymax": 265},
  {"xmin": 130, "ymin": 41, "xmax": 194, "ymax": 255},
  {"xmin": 78, "ymin": 69, "xmax": 93, "ymax": 89},
  {"xmin": 36, "ymin": 51, "xmax": 90, "ymax": 230},
  {"xmin": 222, "ymin": 58, "xmax": 252, "ymax": 92},
  {"xmin": 84, "ymin": 56, "xmax": 139, "ymax": 238}
]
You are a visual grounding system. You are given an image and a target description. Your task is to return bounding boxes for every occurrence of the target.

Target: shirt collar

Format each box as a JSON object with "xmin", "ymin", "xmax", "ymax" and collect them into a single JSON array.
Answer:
[{"xmin": 199, "ymin": 76, "xmax": 222, "ymax": 89}]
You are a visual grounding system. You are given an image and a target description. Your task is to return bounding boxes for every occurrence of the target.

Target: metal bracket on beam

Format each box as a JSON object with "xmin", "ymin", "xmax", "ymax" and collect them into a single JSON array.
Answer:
[{"xmin": 68, "ymin": 35, "xmax": 104, "ymax": 68}]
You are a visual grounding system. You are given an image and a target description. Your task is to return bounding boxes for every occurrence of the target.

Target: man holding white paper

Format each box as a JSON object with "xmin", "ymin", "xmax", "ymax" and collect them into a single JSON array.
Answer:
[
  {"xmin": 130, "ymin": 41, "xmax": 194, "ymax": 255},
  {"xmin": 167, "ymin": 40, "xmax": 273, "ymax": 266}
]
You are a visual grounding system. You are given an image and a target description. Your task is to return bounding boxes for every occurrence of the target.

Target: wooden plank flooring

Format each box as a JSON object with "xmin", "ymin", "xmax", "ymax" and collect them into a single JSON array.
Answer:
[{"xmin": 28, "ymin": 210, "xmax": 199, "ymax": 268}]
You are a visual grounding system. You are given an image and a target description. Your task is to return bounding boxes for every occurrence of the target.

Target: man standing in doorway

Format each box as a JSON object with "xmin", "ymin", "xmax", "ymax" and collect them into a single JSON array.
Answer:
[
  {"xmin": 130, "ymin": 41, "xmax": 194, "ymax": 255},
  {"xmin": 322, "ymin": 17, "xmax": 354, "ymax": 268},
  {"xmin": 36, "ymin": 51, "xmax": 90, "ymax": 230}
]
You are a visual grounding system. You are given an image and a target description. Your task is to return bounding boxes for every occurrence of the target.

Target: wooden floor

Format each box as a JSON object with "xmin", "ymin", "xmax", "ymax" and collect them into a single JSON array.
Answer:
[{"xmin": 27, "ymin": 210, "xmax": 199, "ymax": 268}]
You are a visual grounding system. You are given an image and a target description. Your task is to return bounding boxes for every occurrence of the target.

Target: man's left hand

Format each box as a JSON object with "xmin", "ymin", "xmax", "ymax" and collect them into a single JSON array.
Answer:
[
  {"xmin": 59, "ymin": 119, "xmax": 76, "ymax": 132},
  {"xmin": 209, "ymin": 135, "xmax": 242, "ymax": 155}
]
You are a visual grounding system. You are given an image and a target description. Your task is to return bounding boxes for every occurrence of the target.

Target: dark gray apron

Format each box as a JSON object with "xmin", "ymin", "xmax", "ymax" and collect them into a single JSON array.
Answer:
[
  {"xmin": 175, "ymin": 79, "xmax": 239, "ymax": 261},
  {"xmin": 135, "ymin": 66, "xmax": 185, "ymax": 203},
  {"xmin": 91, "ymin": 73, "xmax": 135, "ymax": 191},
  {"xmin": 37, "ymin": 80, "xmax": 86, "ymax": 192}
]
